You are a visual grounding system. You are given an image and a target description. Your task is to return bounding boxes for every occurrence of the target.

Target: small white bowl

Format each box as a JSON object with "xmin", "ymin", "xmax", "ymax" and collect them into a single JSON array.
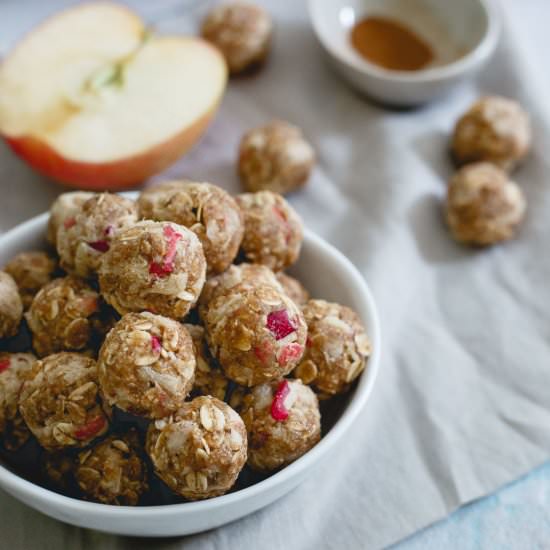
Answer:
[
  {"xmin": 0, "ymin": 201, "xmax": 381, "ymax": 536},
  {"xmin": 309, "ymin": 0, "xmax": 500, "ymax": 106}
]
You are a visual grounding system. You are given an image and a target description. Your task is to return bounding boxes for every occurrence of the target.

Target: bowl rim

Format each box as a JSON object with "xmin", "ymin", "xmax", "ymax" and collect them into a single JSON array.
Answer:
[
  {"xmin": 308, "ymin": 0, "xmax": 501, "ymax": 83},
  {"xmin": 0, "ymin": 211, "xmax": 381, "ymax": 519}
]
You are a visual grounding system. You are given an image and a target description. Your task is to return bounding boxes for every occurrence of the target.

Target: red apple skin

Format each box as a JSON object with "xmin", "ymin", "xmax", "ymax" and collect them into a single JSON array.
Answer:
[{"xmin": 3, "ymin": 105, "xmax": 220, "ymax": 191}]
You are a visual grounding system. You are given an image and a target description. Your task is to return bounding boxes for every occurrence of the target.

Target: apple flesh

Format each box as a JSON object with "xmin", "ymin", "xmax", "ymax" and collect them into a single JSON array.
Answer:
[{"xmin": 0, "ymin": 3, "xmax": 227, "ymax": 190}]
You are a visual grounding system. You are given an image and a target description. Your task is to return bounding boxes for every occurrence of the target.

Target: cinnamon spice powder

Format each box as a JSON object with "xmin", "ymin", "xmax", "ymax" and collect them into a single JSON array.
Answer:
[{"xmin": 350, "ymin": 16, "xmax": 434, "ymax": 71}]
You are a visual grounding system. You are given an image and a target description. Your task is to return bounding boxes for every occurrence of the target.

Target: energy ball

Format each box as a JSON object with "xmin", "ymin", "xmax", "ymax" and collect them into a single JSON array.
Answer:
[
  {"xmin": 203, "ymin": 282, "xmax": 307, "ymax": 386},
  {"xmin": 4, "ymin": 251, "xmax": 57, "ymax": 309},
  {"xmin": 138, "ymin": 181, "xmax": 244, "ymax": 275},
  {"xmin": 186, "ymin": 324, "xmax": 246, "ymax": 409},
  {"xmin": 47, "ymin": 191, "xmax": 94, "ymax": 246},
  {"xmin": 445, "ymin": 162, "xmax": 526, "ymax": 246},
  {"xmin": 201, "ymin": 2, "xmax": 272, "ymax": 75},
  {"xmin": 56, "ymin": 193, "xmax": 138, "ymax": 278},
  {"xmin": 452, "ymin": 96, "xmax": 531, "ymax": 172},
  {"xmin": 0, "ymin": 352, "xmax": 36, "ymax": 450},
  {"xmin": 236, "ymin": 191, "xmax": 303, "ymax": 271},
  {"xmin": 241, "ymin": 379, "xmax": 320, "ymax": 471},
  {"xmin": 98, "ymin": 221, "xmax": 206, "ymax": 319},
  {"xmin": 295, "ymin": 300, "xmax": 371, "ymax": 398},
  {"xmin": 239, "ymin": 121, "xmax": 315, "ymax": 194},
  {"xmin": 98, "ymin": 312, "xmax": 195, "ymax": 419},
  {"xmin": 0, "ymin": 271, "xmax": 23, "ymax": 339},
  {"xmin": 276, "ymin": 272, "xmax": 309, "ymax": 306},
  {"xmin": 19, "ymin": 352, "xmax": 109, "ymax": 451},
  {"xmin": 146, "ymin": 396, "xmax": 247, "ymax": 500},
  {"xmin": 76, "ymin": 431, "xmax": 148, "ymax": 505},
  {"xmin": 199, "ymin": 263, "xmax": 281, "ymax": 309},
  {"xmin": 26, "ymin": 276, "xmax": 101, "ymax": 357}
]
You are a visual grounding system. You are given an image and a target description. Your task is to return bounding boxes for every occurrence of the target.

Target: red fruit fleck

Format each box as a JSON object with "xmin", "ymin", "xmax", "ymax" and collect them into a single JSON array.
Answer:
[
  {"xmin": 63, "ymin": 217, "xmax": 76, "ymax": 229},
  {"xmin": 277, "ymin": 343, "xmax": 304, "ymax": 367},
  {"xmin": 0, "ymin": 358, "xmax": 11, "ymax": 373},
  {"xmin": 271, "ymin": 380, "xmax": 290, "ymax": 421},
  {"xmin": 78, "ymin": 296, "xmax": 99, "ymax": 315},
  {"xmin": 267, "ymin": 310, "xmax": 296, "ymax": 340},
  {"xmin": 104, "ymin": 225, "xmax": 114, "ymax": 236},
  {"xmin": 149, "ymin": 261, "xmax": 169, "ymax": 277},
  {"xmin": 87, "ymin": 240, "xmax": 109, "ymax": 252},
  {"xmin": 74, "ymin": 415, "xmax": 106, "ymax": 440},
  {"xmin": 163, "ymin": 225, "xmax": 182, "ymax": 263},
  {"xmin": 254, "ymin": 341, "xmax": 273, "ymax": 364},
  {"xmin": 149, "ymin": 225, "xmax": 183, "ymax": 278},
  {"xmin": 272, "ymin": 206, "xmax": 292, "ymax": 244},
  {"xmin": 151, "ymin": 335, "xmax": 162, "ymax": 353},
  {"xmin": 306, "ymin": 336, "xmax": 312, "ymax": 348},
  {"xmin": 272, "ymin": 206, "xmax": 287, "ymax": 223}
]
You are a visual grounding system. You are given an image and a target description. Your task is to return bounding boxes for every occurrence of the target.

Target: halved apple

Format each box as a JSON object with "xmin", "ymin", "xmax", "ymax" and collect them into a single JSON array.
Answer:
[{"xmin": 0, "ymin": 2, "xmax": 227, "ymax": 190}]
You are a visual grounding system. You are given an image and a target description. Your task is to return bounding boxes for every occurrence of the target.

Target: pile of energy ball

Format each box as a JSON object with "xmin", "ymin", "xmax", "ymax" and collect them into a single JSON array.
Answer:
[
  {"xmin": 447, "ymin": 95, "xmax": 531, "ymax": 246},
  {"xmin": 0, "ymin": 176, "xmax": 371, "ymax": 505}
]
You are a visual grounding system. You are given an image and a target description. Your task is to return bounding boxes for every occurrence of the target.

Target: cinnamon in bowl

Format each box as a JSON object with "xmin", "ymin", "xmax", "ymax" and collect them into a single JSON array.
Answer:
[
  {"xmin": 308, "ymin": 0, "xmax": 500, "ymax": 105},
  {"xmin": 350, "ymin": 16, "xmax": 434, "ymax": 71}
]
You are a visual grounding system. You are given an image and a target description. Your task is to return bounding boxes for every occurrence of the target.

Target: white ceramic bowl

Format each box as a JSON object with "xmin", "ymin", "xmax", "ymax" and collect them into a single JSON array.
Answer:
[
  {"xmin": 309, "ymin": 0, "xmax": 500, "ymax": 106},
  {"xmin": 0, "ymin": 202, "xmax": 381, "ymax": 536}
]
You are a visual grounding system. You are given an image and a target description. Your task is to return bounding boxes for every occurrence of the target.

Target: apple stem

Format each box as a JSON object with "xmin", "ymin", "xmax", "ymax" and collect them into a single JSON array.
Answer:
[
  {"xmin": 86, "ymin": 65, "xmax": 123, "ymax": 91},
  {"xmin": 83, "ymin": 28, "xmax": 153, "ymax": 93}
]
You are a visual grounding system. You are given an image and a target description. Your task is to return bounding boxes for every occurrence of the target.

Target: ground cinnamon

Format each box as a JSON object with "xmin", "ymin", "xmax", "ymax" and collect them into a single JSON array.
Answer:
[{"xmin": 350, "ymin": 16, "xmax": 433, "ymax": 71}]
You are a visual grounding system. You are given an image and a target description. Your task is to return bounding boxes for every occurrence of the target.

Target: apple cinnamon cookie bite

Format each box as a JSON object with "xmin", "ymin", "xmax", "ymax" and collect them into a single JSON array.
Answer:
[
  {"xmin": 26, "ymin": 276, "xmax": 101, "ymax": 357},
  {"xmin": 241, "ymin": 379, "xmax": 320, "ymax": 472},
  {"xmin": 452, "ymin": 96, "xmax": 531, "ymax": 172},
  {"xmin": 0, "ymin": 352, "xmax": 36, "ymax": 450},
  {"xmin": 146, "ymin": 396, "xmax": 247, "ymax": 500},
  {"xmin": 236, "ymin": 191, "xmax": 303, "ymax": 271},
  {"xmin": 47, "ymin": 191, "xmax": 94, "ymax": 246},
  {"xmin": 137, "ymin": 181, "xmax": 244, "ymax": 275},
  {"xmin": 98, "ymin": 221, "xmax": 206, "ymax": 319},
  {"xmin": 276, "ymin": 272, "xmax": 310, "ymax": 306},
  {"xmin": 295, "ymin": 300, "xmax": 371, "ymax": 398},
  {"xmin": 201, "ymin": 2, "xmax": 272, "ymax": 75},
  {"xmin": 98, "ymin": 312, "xmax": 195, "ymax": 419},
  {"xmin": 4, "ymin": 251, "xmax": 57, "ymax": 309},
  {"xmin": 19, "ymin": 352, "xmax": 109, "ymax": 451},
  {"xmin": 56, "ymin": 193, "xmax": 138, "ymax": 278},
  {"xmin": 238, "ymin": 121, "xmax": 315, "ymax": 194},
  {"xmin": 445, "ymin": 162, "xmax": 526, "ymax": 246},
  {"xmin": 203, "ymin": 282, "xmax": 307, "ymax": 387},
  {"xmin": 0, "ymin": 271, "xmax": 23, "ymax": 339},
  {"xmin": 76, "ymin": 430, "xmax": 148, "ymax": 505}
]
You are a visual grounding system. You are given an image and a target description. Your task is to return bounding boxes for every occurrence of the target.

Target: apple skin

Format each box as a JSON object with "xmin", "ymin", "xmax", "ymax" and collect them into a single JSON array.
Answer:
[{"xmin": 3, "ymin": 104, "xmax": 221, "ymax": 191}]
